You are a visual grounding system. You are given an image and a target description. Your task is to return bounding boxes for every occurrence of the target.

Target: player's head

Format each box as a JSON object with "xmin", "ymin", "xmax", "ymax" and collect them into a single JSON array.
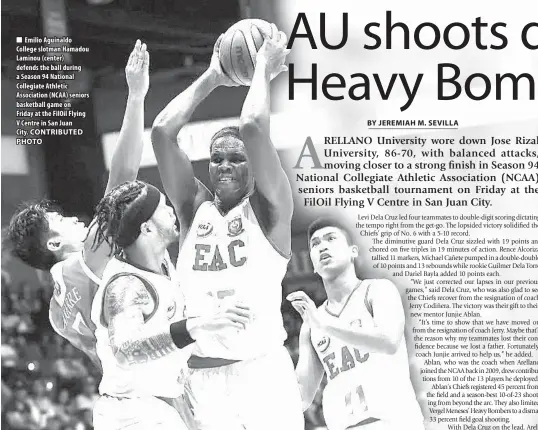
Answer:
[
  {"xmin": 307, "ymin": 217, "xmax": 358, "ymax": 280},
  {"xmin": 92, "ymin": 180, "xmax": 178, "ymax": 256},
  {"xmin": 209, "ymin": 126, "xmax": 253, "ymax": 202},
  {"xmin": 6, "ymin": 201, "xmax": 88, "ymax": 270}
]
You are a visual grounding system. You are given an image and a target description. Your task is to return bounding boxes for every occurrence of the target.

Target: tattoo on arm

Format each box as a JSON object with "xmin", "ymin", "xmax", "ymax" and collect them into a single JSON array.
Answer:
[{"xmin": 105, "ymin": 275, "xmax": 177, "ymax": 366}]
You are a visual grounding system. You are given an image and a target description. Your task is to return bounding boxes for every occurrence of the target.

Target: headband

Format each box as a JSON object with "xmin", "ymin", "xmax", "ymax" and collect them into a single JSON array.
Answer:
[{"xmin": 116, "ymin": 184, "xmax": 161, "ymax": 248}]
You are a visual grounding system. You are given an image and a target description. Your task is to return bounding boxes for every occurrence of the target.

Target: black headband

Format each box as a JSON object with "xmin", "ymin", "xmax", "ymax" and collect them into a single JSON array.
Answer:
[{"xmin": 116, "ymin": 184, "xmax": 161, "ymax": 248}]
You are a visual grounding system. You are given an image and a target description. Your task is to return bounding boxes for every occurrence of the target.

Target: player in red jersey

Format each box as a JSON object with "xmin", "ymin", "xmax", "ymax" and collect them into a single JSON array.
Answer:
[{"xmin": 5, "ymin": 40, "xmax": 150, "ymax": 369}]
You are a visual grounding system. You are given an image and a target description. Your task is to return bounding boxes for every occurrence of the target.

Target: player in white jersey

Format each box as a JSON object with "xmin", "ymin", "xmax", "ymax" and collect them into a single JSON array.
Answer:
[
  {"xmin": 288, "ymin": 218, "xmax": 425, "ymax": 430},
  {"xmin": 5, "ymin": 40, "xmax": 150, "ymax": 368},
  {"xmin": 89, "ymin": 180, "xmax": 252, "ymax": 430},
  {"xmin": 151, "ymin": 27, "xmax": 304, "ymax": 429}
]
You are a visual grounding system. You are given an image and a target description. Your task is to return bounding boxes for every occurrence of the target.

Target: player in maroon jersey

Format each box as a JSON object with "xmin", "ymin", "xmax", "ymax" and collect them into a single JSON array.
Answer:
[{"xmin": 5, "ymin": 40, "xmax": 150, "ymax": 369}]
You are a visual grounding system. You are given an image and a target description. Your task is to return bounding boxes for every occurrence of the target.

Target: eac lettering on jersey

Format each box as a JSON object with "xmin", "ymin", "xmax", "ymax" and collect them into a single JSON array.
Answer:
[
  {"xmin": 323, "ymin": 345, "xmax": 370, "ymax": 380},
  {"xmin": 192, "ymin": 239, "xmax": 247, "ymax": 271}
]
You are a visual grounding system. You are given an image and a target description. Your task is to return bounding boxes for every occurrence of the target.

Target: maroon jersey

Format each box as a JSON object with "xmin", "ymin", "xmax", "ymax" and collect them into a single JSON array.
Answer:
[{"xmin": 49, "ymin": 252, "xmax": 102, "ymax": 371}]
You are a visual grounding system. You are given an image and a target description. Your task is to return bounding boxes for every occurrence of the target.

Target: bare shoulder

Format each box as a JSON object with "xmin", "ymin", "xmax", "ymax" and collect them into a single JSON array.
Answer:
[
  {"xmin": 177, "ymin": 179, "xmax": 213, "ymax": 234},
  {"xmin": 366, "ymin": 279, "xmax": 404, "ymax": 316},
  {"xmin": 368, "ymin": 278, "xmax": 399, "ymax": 294},
  {"xmin": 104, "ymin": 274, "xmax": 152, "ymax": 321},
  {"xmin": 248, "ymin": 188, "xmax": 292, "ymax": 257},
  {"xmin": 178, "ymin": 183, "xmax": 212, "ymax": 246}
]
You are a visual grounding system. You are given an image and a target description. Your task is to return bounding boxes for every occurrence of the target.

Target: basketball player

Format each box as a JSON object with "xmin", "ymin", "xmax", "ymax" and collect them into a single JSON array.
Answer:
[
  {"xmin": 89, "ymin": 180, "xmax": 251, "ymax": 430},
  {"xmin": 288, "ymin": 218, "xmax": 425, "ymax": 430},
  {"xmin": 5, "ymin": 40, "xmax": 150, "ymax": 368},
  {"xmin": 151, "ymin": 27, "xmax": 304, "ymax": 429}
]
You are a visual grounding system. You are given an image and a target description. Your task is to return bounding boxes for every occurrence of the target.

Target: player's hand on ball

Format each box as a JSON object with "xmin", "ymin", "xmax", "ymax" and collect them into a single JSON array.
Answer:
[
  {"xmin": 126, "ymin": 39, "xmax": 150, "ymax": 98},
  {"xmin": 257, "ymin": 24, "xmax": 290, "ymax": 79},
  {"xmin": 209, "ymin": 34, "xmax": 240, "ymax": 87},
  {"xmin": 287, "ymin": 291, "xmax": 320, "ymax": 328}
]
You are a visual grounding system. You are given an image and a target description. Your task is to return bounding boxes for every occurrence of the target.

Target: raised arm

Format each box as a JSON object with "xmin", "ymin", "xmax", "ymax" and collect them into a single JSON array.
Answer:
[
  {"xmin": 106, "ymin": 40, "xmax": 149, "ymax": 193},
  {"xmin": 288, "ymin": 281, "xmax": 405, "ymax": 355},
  {"xmin": 84, "ymin": 41, "xmax": 149, "ymax": 275},
  {"xmin": 151, "ymin": 36, "xmax": 237, "ymax": 232},
  {"xmin": 104, "ymin": 275, "xmax": 252, "ymax": 367},
  {"xmin": 240, "ymin": 26, "xmax": 293, "ymax": 254},
  {"xmin": 295, "ymin": 323, "xmax": 325, "ymax": 411}
]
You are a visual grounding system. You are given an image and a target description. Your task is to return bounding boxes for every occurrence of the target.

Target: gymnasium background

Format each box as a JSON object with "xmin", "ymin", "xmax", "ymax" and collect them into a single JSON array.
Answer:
[{"xmin": 1, "ymin": 1, "xmax": 424, "ymax": 429}]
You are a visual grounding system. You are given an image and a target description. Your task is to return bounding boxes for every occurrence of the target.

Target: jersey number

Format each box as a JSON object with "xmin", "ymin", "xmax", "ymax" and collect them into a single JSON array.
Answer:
[
  {"xmin": 345, "ymin": 385, "xmax": 368, "ymax": 416},
  {"xmin": 72, "ymin": 312, "xmax": 93, "ymax": 337},
  {"xmin": 209, "ymin": 289, "xmax": 237, "ymax": 309},
  {"xmin": 216, "ymin": 289, "xmax": 235, "ymax": 300}
]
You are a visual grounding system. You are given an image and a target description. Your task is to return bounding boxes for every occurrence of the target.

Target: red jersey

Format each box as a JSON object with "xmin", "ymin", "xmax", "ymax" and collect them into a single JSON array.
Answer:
[{"xmin": 49, "ymin": 252, "xmax": 101, "ymax": 371}]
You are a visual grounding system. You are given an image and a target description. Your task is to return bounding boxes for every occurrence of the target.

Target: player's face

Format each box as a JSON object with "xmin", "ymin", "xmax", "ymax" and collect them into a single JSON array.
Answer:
[
  {"xmin": 209, "ymin": 137, "xmax": 252, "ymax": 200},
  {"xmin": 309, "ymin": 227, "xmax": 357, "ymax": 278},
  {"xmin": 148, "ymin": 194, "xmax": 179, "ymax": 245},
  {"xmin": 45, "ymin": 212, "xmax": 88, "ymax": 254}
]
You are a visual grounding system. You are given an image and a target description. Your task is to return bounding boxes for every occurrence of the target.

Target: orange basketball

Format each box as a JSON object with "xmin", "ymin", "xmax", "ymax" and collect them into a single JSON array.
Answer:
[{"xmin": 218, "ymin": 19, "xmax": 274, "ymax": 86}]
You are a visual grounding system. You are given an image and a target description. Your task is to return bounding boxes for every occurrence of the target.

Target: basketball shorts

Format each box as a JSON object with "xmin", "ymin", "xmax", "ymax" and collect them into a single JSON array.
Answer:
[
  {"xmin": 93, "ymin": 394, "xmax": 190, "ymax": 430},
  {"xmin": 184, "ymin": 346, "xmax": 304, "ymax": 430}
]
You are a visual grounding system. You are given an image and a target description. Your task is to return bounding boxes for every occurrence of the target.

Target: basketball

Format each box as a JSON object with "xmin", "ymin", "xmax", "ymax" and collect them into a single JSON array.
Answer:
[{"xmin": 218, "ymin": 19, "xmax": 274, "ymax": 86}]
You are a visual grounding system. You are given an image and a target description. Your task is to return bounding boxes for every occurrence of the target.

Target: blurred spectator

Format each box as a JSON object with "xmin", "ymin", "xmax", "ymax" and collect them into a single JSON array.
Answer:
[
  {"xmin": 2, "ymin": 248, "xmax": 13, "ymax": 286},
  {"xmin": 13, "ymin": 335, "xmax": 43, "ymax": 369},
  {"xmin": 81, "ymin": 409, "xmax": 94, "ymax": 430},
  {"xmin": 8, "ymin": 291, "xmax": 18, "ymax": 306},
  {"xmin": 71, "ymin": 409, "xmax": 93, "ymax": 430},
  {"xmin": 2, "ymin": 300, "xmax": 22, "ymax": 333},
  {"xmin": 3, "ymin": 384, "xmax": 40, "ymax": 430},
  {"xmin": 32, "ymin": 288, "xmax": 50, "ymax": 328},
  {"xmin": 75, "ymin": 377, "xmax": 99, "ymax": 412},
  {"xmin": 27, "ymin": 380, "xmax": 57, "ymax": 428},
  {"xmin": 53, "ymin": 343, "xmax": 89, "ymax": 382},
  {"xmin": 16, "ymin": 313, "xmax": 35, "ymax": 335},
  {"xmin": 43, "ymin": 333, "xmax": 65, "ymax": 360},
  {"xmin": 12, "ymin": 283, "xmax": 33, "ymax": 314},
  {"xmin": 1, "ymin": 267, "xmax": 98, "ymax": 429},
  {"xmin": 51, "ymin": 388, "xmax": 76, "ymax": 426},
  {"xmin": 1, "ymin": 335, "xmax": 19, "ymax": 369},
  {"xmin": 46, "ymin": 416, "xmax": 64, "ymax": 430},
  {"xmin": 2, "ymin": 379, "xmax": 13, "ymax": 408}
]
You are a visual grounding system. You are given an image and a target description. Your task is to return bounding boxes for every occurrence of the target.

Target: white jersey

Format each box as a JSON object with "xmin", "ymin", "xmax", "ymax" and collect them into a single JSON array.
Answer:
[
  {"xmin": 176, "ymin": 198, "xmax": 288, "ymax": 360},
  {"xmin": 91, "ymin": 253, "xmax": 189, "ymax": 398},
  {"xmin": 310, "ymin": 280, "xmax": 424, "ymax": 429}
]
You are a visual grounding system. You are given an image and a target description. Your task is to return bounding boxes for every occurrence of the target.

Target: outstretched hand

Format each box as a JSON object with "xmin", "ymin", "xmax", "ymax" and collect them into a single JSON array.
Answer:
[
  {"xmin": 287, "ymin": 291, "xmax": 321, "ymax": 328},
  {"xmin": 126, "ymin": 39, "xmax": 150, "ymax": 98}
]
